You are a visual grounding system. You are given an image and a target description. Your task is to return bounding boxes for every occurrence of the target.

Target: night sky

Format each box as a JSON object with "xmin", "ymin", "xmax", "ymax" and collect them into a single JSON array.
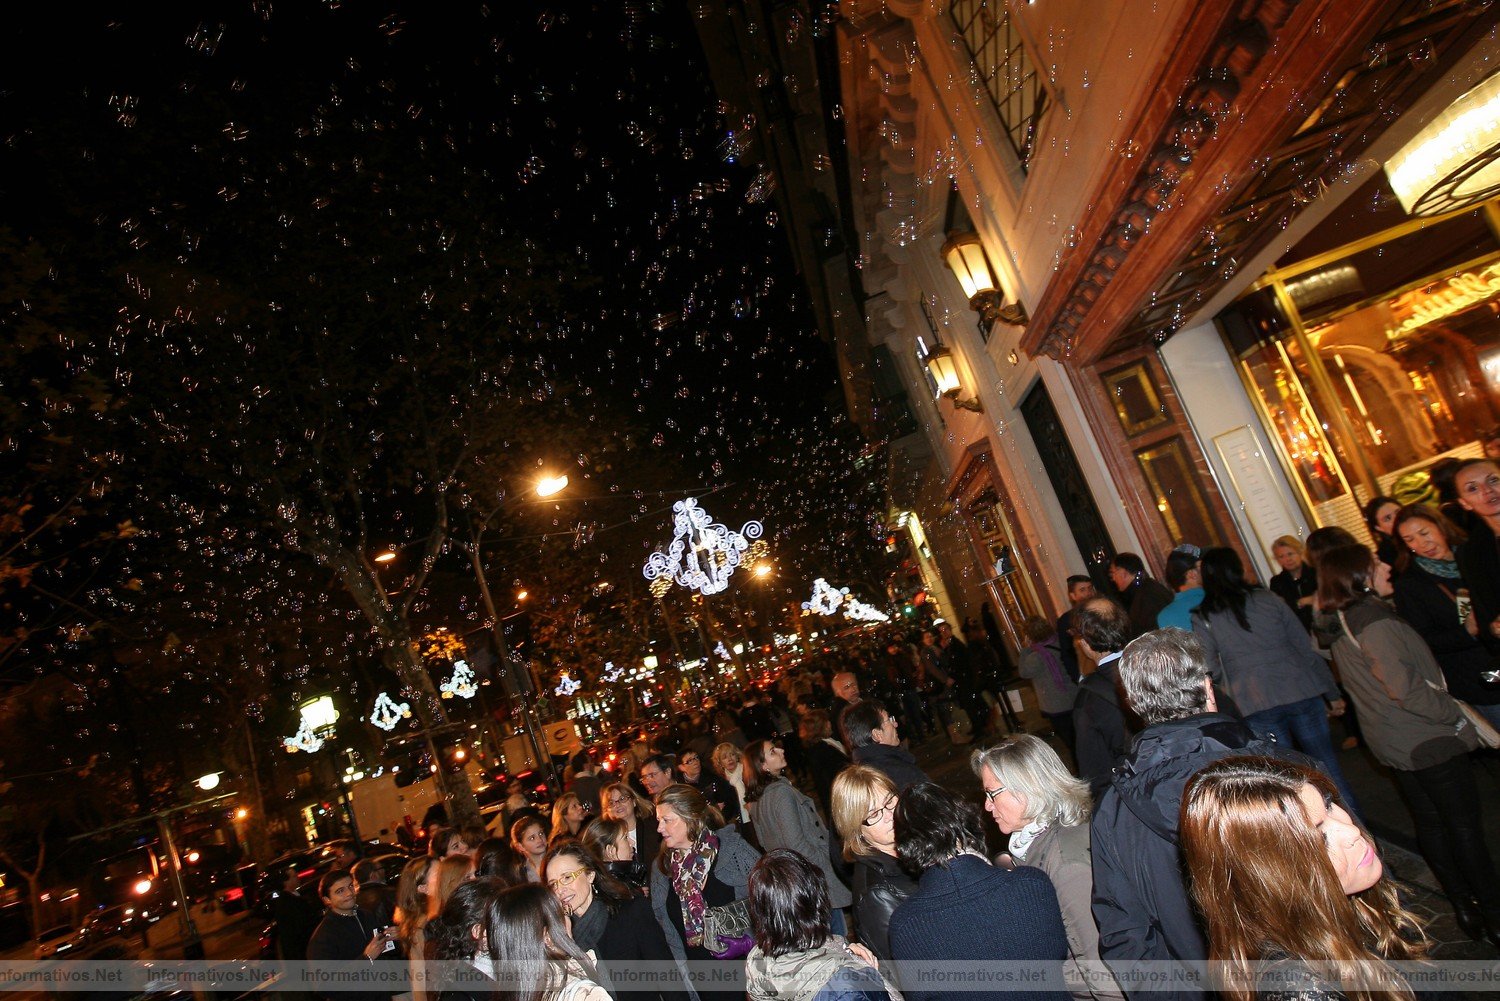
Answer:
[{"xmin": 1, "ymin": 4, "xmax": 885, "ymax": 721}]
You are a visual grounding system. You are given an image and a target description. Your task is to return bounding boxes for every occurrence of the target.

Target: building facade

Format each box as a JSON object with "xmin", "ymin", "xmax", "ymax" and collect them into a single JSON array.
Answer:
[{"xmin": 830, "ymin": 0, "xmax": 1500, "ymax": 647}]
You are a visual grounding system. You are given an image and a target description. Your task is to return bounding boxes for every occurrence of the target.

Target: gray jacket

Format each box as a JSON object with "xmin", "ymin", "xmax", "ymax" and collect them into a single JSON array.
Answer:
[
  {"xmin": 650, "ymin": 823, "xmax": 762, "ymax": 1001},
  {"xmin": 751, "ymin": 780, "xmax": 853, "ymax": 908},
  {"xmin": 1018, "ymin": 642, "xmax": 1078, "ymax": 715},
  {"xmin": 1191, "ymin": 590, "xmax": 1340, "ymax": 716},
  {"xmin": 1326, "ymin": 598, "xmax": 1480, "ymax": 771},
  {"xmin": 1018, "ymin": 823, "xmax": 1124, "ymax": 1001}
]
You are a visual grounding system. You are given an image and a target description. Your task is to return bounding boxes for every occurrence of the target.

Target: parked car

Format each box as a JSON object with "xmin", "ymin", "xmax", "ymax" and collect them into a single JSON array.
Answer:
[{"xmin": 33, "ymin": 924, "xmax": 75, "ymax": 960}]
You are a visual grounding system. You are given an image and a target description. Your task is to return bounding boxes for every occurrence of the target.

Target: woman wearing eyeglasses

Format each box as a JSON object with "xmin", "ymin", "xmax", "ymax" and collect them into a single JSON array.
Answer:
[
  {"xmin": 601, "ymin": 780, "xmax": 661, "ymax": 871},
  {"xmin": 743, "ymin": 739, "xmax": 853, "ymax": 932},
  {"xmin": 543, "ymin": 840, "xmax": 691, "ymax": 1001},
  {"xmin": 829, "ymin": 765, "xmax": 914, "ymax": 962},
  {"xmin": 972, "ymin": 736, "xmax": 1124, "ymax": 1001}
]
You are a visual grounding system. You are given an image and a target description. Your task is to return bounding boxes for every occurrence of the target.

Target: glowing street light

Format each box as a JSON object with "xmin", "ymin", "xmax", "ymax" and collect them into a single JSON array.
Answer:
[
  {"xmin": 374, "ymin": 550, "xmax": 398, "ymax": 563},
  {"xmin": 196, "ymin": 772, "xmax": 221, "ymax": 792},
  {"xmin": 536, "ymin": 474, "xmax": 569, "ymax": 497},
  {"xmin": 753, "ymin": 564, "xmax": 772, "ymax": 578}
]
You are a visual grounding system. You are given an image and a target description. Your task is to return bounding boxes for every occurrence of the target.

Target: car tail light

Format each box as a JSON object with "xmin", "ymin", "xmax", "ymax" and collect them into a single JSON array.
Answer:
[{"xmin": 222, "ymin": 887, "xmax": 244, "ymax": 902}]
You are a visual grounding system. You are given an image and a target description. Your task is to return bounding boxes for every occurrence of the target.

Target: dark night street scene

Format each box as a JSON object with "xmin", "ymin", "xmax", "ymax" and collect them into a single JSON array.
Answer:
[{"xmin": 7, "ymin": 1, "xmax": 1500, "ymax": 998}]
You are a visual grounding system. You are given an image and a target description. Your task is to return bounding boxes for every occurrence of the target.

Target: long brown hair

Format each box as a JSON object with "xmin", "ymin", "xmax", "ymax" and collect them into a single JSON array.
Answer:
[
  {"xmin": 1315, "ymin": 544, "xmax": 1378, "ymax": 612},
  {"xmin": 1182, "ymin": 756, "xmax": 1424, "ymax": 1001}
]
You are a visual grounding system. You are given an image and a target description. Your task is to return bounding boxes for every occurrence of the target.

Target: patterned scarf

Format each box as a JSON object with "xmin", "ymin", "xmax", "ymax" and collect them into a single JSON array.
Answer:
[
  {"xmin": 669, "ymin": 830, "xmax": 720, "ymax": 947},
  {"xmin": 1415, "ymin": 555, "xmax": 1461, "ymax": 580},
  {"xmin": 1007, "ymin": 818, "xmax": 1050, "ymax": 863}
]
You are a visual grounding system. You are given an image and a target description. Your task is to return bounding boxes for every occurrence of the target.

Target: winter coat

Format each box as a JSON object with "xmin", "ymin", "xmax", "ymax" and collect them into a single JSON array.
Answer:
[
  {"xmin": 1121, "ymin": 579, "xmax": 1174, "ymax": 639},
  {"xmin": 649, "ymin": 823, "xmax": 762, "ymax": 1001},
  {"xmin": 1393, "ymin": 563, "xmax": 1500, "ymax": 706},
  {"xmin": 1018, "ymin": 642, "xmax": 1078, "ymax": 715},
  {"xmin": 1072, "ymin": 660, "xmax": 1132, "ymax": 799},
  {"xmin": 1090, "ymin": 712, "xmax": 1303, "ymax": 995},
  {"xmin": 746, "ymin": 936, "xmax": 898, "ymax": 1001},
  {"xmin": 1269, "ymin": 564, "xmax": 1318, "ymax": 632},
  {"xmin": 806, "ymin": 739, "xmax": 850, "ymax": 814},
  {"xmin": 1191, "ymin": 590, "xmax": 1341, "ymax": 717},
  {"xmin": 888, "ymin": 854, "xmax": 1068, "ymax": 1001},
  {"xmin": 751, "ymin": 780, "xmax": 853, "ymax": 908},
  {"xmin": 1017, "ymin": 823, "xmax": 1124, "ymax": 1001},
  {"xmin": 578, "ymin": 894, "xmax": 691, "ymax": 1001},
  {"xmin": 1322, "ymin": 597, "xmax": 1481, "ymax": 771},
  {"xmin": 850, "ymin": 851, "xmax": 917, "ymax": 962},
  {"xmin": 851, "ymin": 743, "xmax": 928, "ymax": 792},
  {"xmin": 1458, "ymin": 520, "xmax": 1500, "ymax": 652}
]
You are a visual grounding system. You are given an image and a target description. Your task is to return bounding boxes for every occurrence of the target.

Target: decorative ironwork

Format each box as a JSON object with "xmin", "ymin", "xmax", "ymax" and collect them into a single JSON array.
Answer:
[{"xmin": 949, "ymin": 0, "xmax": 1048, "ymax": 169}]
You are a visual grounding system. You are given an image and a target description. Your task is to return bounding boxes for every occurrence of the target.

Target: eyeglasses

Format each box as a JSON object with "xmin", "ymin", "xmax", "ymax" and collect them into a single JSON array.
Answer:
[
  {"xmin": 680, "ymin": 755, "xmax": 699, "ymax": 765},
  {"xmin": 862, "ymin": 796, "xmax": 897, "ymax": 827},
  {"xmin": 982, "ymin": 785, "xmax": 1007, "ymax": 804},
  {"xmin": 547, "ymin": 869, "xmax": 588, "ymax": 891}
]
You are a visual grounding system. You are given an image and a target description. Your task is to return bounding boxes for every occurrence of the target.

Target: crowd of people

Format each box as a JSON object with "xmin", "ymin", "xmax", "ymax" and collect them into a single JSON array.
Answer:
[{"xmin": 265, "ymin": 457, "xmax": 1500, "ymax": 1001}]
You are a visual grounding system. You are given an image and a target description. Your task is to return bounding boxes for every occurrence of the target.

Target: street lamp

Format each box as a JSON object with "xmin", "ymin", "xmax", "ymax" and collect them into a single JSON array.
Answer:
[
  {"xmin": 536, "ymin": 473, "xmax": 569, "ymax": 498},
  {"xmin": 285, "ymin": 696, "xmax": 362, "ymax": 843},
  {"xmin": 923, "ymin": 345, "xmax": 984, "ymax": 413},
  {"xmin": 374, "ymin": 549, "xmax": 398, "ymax": 563},
  {"xmin": 195, "ymin": 772, "xmax": 221, "ymax": 792},
  {"xmin": 941, "ymin": 230, "xmax": 1028, "ymax": 327}
]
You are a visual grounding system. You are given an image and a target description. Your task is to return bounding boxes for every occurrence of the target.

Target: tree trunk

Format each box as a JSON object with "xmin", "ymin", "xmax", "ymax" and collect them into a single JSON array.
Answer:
[
  {"xmin": 387, "ymin": 636, "xmax": 482, "ymax": 828},
  {"xmin": 238, "ymin": 716, "xmax": 273, "ymax": 861}
]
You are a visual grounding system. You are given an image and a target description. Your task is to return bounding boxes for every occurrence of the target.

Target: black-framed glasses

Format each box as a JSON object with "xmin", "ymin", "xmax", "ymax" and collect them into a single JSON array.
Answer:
[{"xmin": 862, "ymin": 795, "xmax": 897, "ymax": 827}]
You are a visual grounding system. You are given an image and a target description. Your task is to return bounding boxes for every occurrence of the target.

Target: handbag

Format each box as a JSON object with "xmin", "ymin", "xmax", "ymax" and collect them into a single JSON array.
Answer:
[
  {"xmin": 1337, "ymin": 609, "xmax": 1500, "ymax": 749},
  {"xmin": 701, "ymin": 898, "xmax": 754, "ymax": 959}
]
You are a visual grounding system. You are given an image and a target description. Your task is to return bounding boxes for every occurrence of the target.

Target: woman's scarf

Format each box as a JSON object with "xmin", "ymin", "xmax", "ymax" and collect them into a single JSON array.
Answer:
[
  {"xmin": 570, "ymin": 896, "xmax": 608, "ymax": 953},
  {"xmin": 1028, "ymin": 640, "xmax": 1069, "ymax": 690},
  {"xmin": 1416, "ymin": 555, "xmax": 1462, "ymax": 580},
  {"xmin": 1007, "ymin": 818, "xmax": 1050, "ymax": 863},
  {"xmin": 669, "ymin": 830, "xmax": 721, "ymax": 947}
]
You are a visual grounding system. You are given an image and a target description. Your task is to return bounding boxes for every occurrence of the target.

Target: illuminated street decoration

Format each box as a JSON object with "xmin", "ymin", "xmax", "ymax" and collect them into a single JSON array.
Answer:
[
  {"xmin": 441, "ymin": 659, "xmax": 478, "ymax": 699},
  {"xmin": 714, "ymin": 641, "xmax": 730, "ymax": 660},
  {"xmin": 843, "ymin": 598, "xmax": 890, "ymax": 623},
  {"xmin": 555, "ymin": 673, "xmax": 582, "ymax": 697},
  {"xmin": 282, "ymin": 717, "xmax": 325, "ymax": 754},
  {"xmin": 802, "ymin": 578, "xmax": 847, "ymax": 615},
  {"xmin": 602, "ymin": 661, "xmax": 623, "ymax": 683},
  {"xmin": 642, "ymin": 497, "xmax": 764, "ymax": 595},
  {"xmin": 369, "ymin": 692, "xmax": 411, "ymax": 731}
]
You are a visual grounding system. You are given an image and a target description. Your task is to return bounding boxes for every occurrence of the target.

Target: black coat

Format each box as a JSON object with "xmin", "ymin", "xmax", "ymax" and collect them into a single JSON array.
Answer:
[
  {"xmin": 1071, "ymin": 660, "xmax": 1132, "ymax": 799},
  {"xmin": 1054, "ymin": 609, "xmax": 1080, "ymax": 680},
  {"xmin": 269, "ymin": 888, "xmax": 322, "ymax": 961},
  {"xmin": 686, "ymin": 770, "xmax": 740, "ymax": 822},
  {"xmin": 1121, "ymin": 579, "xmax": 1174, "ymax": 639},
  {"xmin": 850, "ymin": 851, "xmax": 916, "ymax": 962},
  {"xmin": 1268, "ymin": 564, "xmax": 1318, "ymax": 632},
  {"xmin": 1393, "ymin": 564, "xmax": 1500, "ymax": 705},
  {"xmin": 805, "ymin": 738, "xmax": 849, "ymax": 813},
  {"xmin": 593, "ymin": 894, "xmax": 692, "ymax": 1001},
  {"xmin": 1458, "ymin": 520, "xmax": 1500, "ymax": 654},
  {"xmin": 850, "ymin": 743, "xmax": 927, "ymax": 792},
  {"xmin": 1090, "ymin": 713, "xmax": 1304, "ymax": 997}
]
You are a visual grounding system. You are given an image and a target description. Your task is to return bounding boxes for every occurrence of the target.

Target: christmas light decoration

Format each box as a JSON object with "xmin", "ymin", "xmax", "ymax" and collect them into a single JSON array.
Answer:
[
  {"xmin": 441, "ymin": 659, "xmax": 478, "ymax": 700},
  {"xmin": 555, "ymin": 673, "xmax": 582, "ymax": 696},
  {"xmin": 602, "ymin": 661, "xmax": 623, "ymax": 683},
  {"xmin": 369, "ymin": 692, "xmax": 411, "ymax": 731},
  {"xmin": 282, "ymin": 717, "xmax": 325, "ymax": 754},
  {"xmin": 642, "ymin": 497, "xmax": 764, "ymax": 596},
  {"xmin": 843, "ymin": 598, "xmax": 890, "ymax": 623},
  {"xmin": 802, "ymin": 578, "xmax": 848, "ymax": 615},
  {"xmin": 714, "ymin": 641, "xmax": 730, "ymax": 660}
]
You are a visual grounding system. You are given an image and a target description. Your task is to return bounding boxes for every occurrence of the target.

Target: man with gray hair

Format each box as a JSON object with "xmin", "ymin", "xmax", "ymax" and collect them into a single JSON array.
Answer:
[{"xmin": 1090, "ymin": 628, "xmax": 1304, "ymax": 997}]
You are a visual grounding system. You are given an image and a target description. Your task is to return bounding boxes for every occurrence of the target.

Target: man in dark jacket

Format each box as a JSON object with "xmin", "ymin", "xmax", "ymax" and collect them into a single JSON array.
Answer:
[
  {"xmin": 305, "ymin": 869, "xmax": 398, "ymax": 1001},
  {"xmin": 269, "ymin": 865, "xmax": 321, "ymax": 962},
  {"xmin": 1071, "ymin": 598, "xmax": 1135, "ymax": 798},
  {"xmin": 1091, "ymin": 628, "xmax": 1307, "ymax": 999},
  {"xmin": 352, "ymin": 859, "xmax": 396, "ymax": 930},
  {"xmin": 843, "ymin": 698, "xmax": 928, "ymax": 790},
  {"xmin": 1055, "ymin": 575, "xmax": 1097, "ymax": 680},
  {"xmin": 677, "ymin": 748, "xmax": 739, "ymax": 820}
]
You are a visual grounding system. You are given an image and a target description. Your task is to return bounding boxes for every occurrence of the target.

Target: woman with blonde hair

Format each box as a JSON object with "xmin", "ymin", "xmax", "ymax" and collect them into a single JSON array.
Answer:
[
  {"xmin": 1183, "ymin": 755, "xmax": 1425, "ymax": 1000},
  {"xmin": 601, "ymin": 780, "xmax": 661, "ymax": 865},
  {"xmin": 829, "ymin": 765, "xmax": 913, "ymax": 961},
  {"xmin": 713, "ymin": 741, "xmax": 751, "ymax": 828},
  {"xmin": 972, "ymin": 736, "xmax": 1123, "ymax": 1001},
  {"xmin": 395, "ymin": 855, "xmax": 437, "ymax": 1001},
  {"xmin": 1269, "ymin": 535, "xmax": 1318, "ymax": 631},
  {"xmin": 550, "ymin": 792, "xmax": 587, "ymax": 844}
]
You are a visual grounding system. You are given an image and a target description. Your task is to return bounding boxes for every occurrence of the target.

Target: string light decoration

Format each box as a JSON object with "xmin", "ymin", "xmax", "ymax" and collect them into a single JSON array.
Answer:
[
  {"xmin": 554, "ymin": 673, "xmax": 582, "ymax": 696},
  {"xmin": 642, "ymin": 497, "xmax": 764, "ymax": 596},
  {"xmin": 369, "ymin": 692, "xmax": 411, "ymax": 731},
  {"xmin": 802, "ymin": 577, "xmax": 848, "ymax": 615},
  {"xmin": 440, "ymin": 659, "xmax": 478, "ymax": 700},
  {"xmin": 282, "ymin": 717, "xmax": 325, "ymax": 754},
  {"xmin": 602, "ymin": 661, "xmax": 624, "ymax": 683},
  {"xmin": 714, "ymin": 641, "xmax": 731, "ymax": 660},
  {"xmin": 842, "ymin": 598, "xmax": 890, "ymax": 623}
]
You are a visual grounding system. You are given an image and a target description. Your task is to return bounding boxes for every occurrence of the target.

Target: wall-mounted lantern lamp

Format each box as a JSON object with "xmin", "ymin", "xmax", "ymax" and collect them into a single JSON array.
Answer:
[
  {"xmin": 941, "ymin": 231, "xmax": 1028, "ymax": 328},
  {"xmin": 924, "ymin": 345, "xmax": 984, "ymax": 412}
]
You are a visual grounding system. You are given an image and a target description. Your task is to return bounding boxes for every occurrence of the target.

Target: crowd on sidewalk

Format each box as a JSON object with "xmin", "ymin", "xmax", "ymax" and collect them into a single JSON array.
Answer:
[{"xmin": 268, "ymin": 457, "xmax": 1500, "ymax": 1001}]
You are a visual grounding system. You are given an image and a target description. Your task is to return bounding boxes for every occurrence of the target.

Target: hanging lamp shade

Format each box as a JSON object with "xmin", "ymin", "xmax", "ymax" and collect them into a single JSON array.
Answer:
[
  {"xmin": 941, "ymin": 231, "xmax": 1001, "ymax": 300},
  {"xmin": 1386, "ymin": 72, "xmax": 1500, "ymax": 217},
  {"xmin": 924, "ymin": 345, "xmax": 962, "ymax": 397}
]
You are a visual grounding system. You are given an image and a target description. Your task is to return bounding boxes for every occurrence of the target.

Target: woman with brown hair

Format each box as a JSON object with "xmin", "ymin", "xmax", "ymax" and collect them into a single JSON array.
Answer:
[
  {"xmin": 1317, "ymin": 543, "xmax": 1500, "ymax": 945},
  {"xmin": 581, "ymin": 815, "xmax": 647, "ymax": 891},
  {"xmin": 649, "ymin": 783, "xmax": 761, "ymax": 1001},
  {"xmin": 1182, "ymin": 755, "xmax": 1425, "ymax": 1000},
  {"xmin": 550, "ymin": 792, "xmax": 587, "ymax": 844},
  {"xmin": 395, "ymin": 855, "xmax": 437, "ymax": 1001},
  {"xmin": 1390, "ymin": 504, "xmax": 1500, "ymax": 729}
]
